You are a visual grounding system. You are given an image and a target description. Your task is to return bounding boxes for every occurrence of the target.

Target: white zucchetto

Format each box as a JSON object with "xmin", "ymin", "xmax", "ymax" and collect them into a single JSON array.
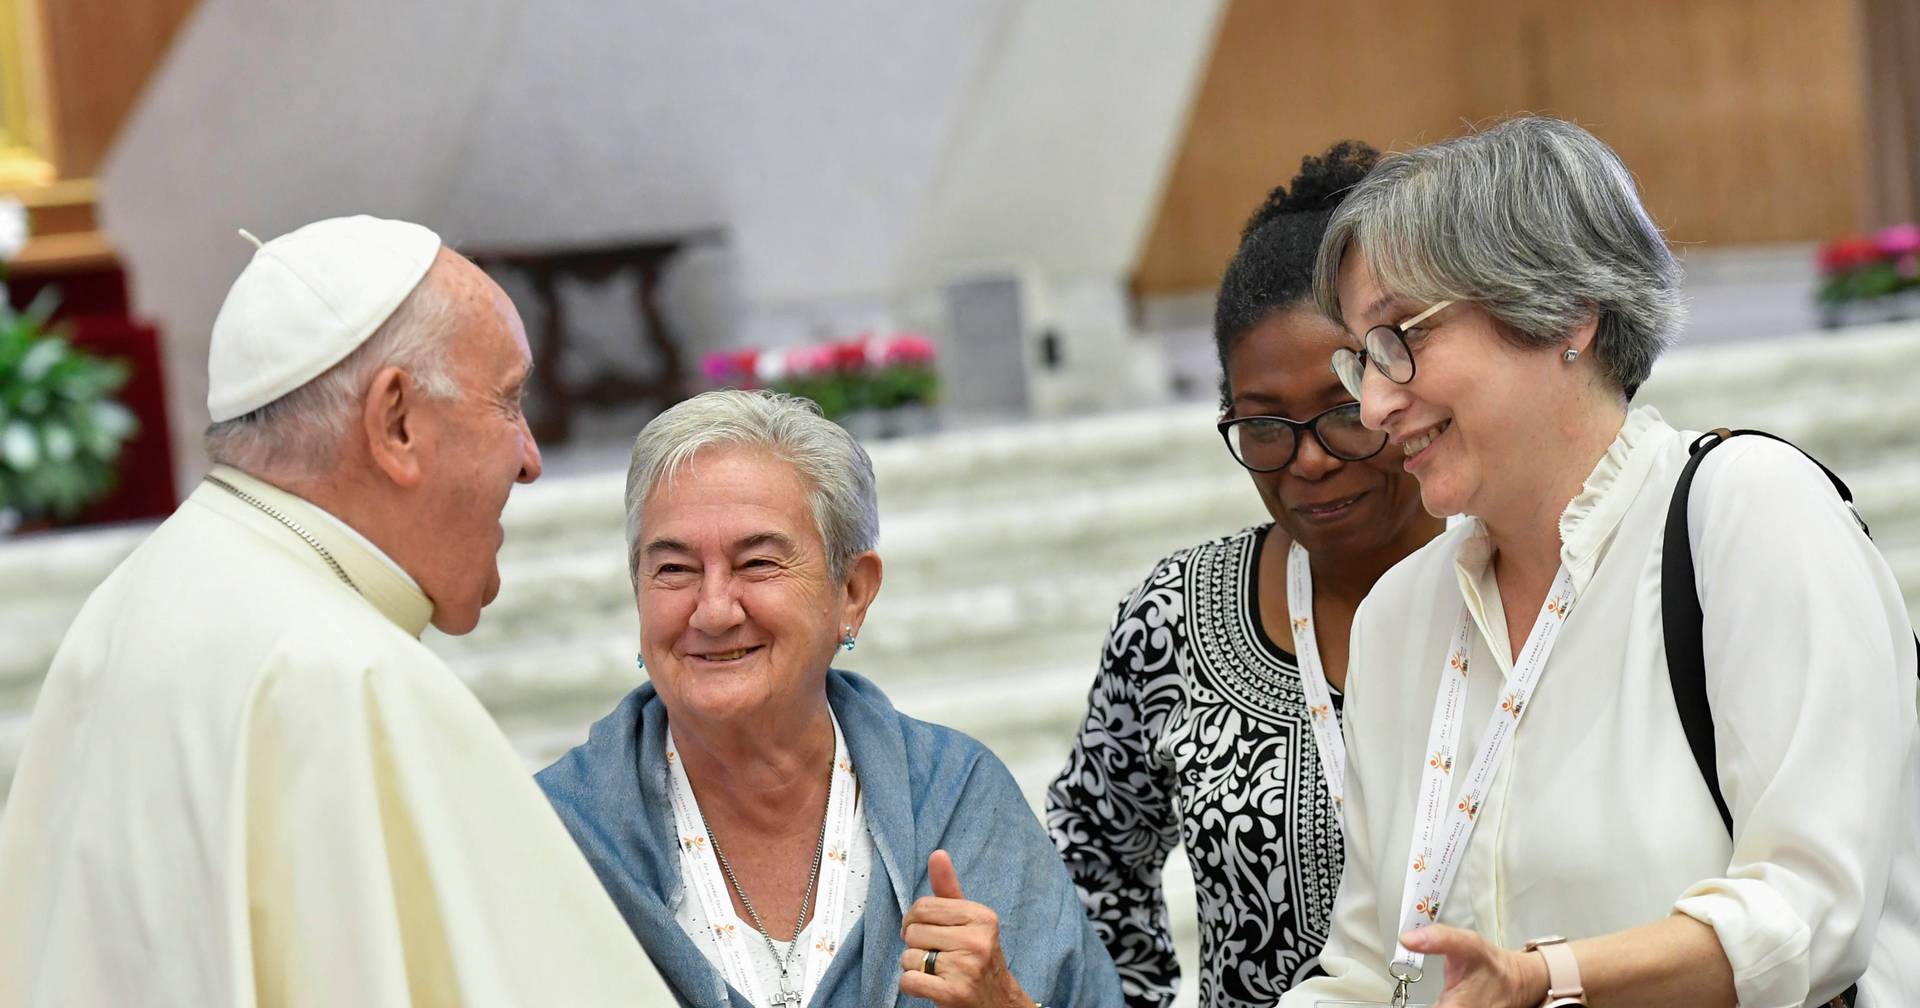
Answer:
[{"xmin": 206, "ymin": 215, "xmax": 441, "ymax": 422}]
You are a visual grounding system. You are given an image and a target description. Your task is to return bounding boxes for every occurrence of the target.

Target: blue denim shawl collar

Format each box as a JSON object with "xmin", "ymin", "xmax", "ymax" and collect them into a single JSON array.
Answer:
[{"xmin": 538, "ymin": 669, "xmax": 921, "ymax": 1007}]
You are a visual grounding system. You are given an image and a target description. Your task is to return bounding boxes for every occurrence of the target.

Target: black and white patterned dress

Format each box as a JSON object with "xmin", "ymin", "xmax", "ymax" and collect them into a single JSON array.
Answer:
[{"xmin": 1045, "ymin": 524, "xmax": 1344, "ymax": 1008}]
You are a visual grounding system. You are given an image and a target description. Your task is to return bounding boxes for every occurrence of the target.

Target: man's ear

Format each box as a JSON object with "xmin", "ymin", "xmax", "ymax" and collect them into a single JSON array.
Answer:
[{"xmin": 363, "ymin": 366, "xmax": 424, "ymax": 487}]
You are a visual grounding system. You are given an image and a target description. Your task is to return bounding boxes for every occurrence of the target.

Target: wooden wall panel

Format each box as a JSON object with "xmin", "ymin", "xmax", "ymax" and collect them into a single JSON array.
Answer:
[
  {"xmin": 1537, "ymin": 0, "xmax": 1864, "ymax": 246},
  {"xmin": 1136, "ymin": 0, "xmax": 1866, "ymax": 295},
  {"xmin": 35, "ymin": 0, "xmax": 198, "ymax": 178}
]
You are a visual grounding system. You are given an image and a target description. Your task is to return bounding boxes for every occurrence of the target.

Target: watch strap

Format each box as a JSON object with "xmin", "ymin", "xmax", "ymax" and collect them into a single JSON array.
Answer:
[{"xmin": 1525, "ymin": 936, "xmax": 1586, "ymax": 1007}]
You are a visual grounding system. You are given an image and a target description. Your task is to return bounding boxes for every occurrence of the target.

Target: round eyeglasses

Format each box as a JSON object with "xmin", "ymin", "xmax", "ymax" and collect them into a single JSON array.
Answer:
[
  {"xmin": 1330, "ymin": 299, "xmax": 1452, "ymax": 401},
  {"xmin": 1217, "ymin": 401, "xmax": 1388, "ymax": 472}
]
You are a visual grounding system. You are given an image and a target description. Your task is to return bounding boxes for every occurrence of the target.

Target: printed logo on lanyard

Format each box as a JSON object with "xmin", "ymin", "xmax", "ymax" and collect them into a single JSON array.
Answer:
[
  {"xmin": 666, "ymin": 714, "xmax": 861, "ymax": 1007},
  {"xmin": 1286, "ymin": 542, "xmax": 1348, "ymax": 830},
  {"xmin": 1388, "ymin": 566, "xmax": 1577, "ymax": 987}
]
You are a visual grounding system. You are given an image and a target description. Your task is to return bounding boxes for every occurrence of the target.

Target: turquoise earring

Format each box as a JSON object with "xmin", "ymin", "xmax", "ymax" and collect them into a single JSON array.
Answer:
[{"xmin": 841, "ymin": 626, "xmax": 856, "ymax": 652}]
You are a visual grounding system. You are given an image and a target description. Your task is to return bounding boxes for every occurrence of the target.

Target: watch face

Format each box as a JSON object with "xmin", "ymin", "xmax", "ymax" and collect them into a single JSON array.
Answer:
[{"xmin": 1543, "ymin": 999, "xmax": 1586, "ymax": 1008}]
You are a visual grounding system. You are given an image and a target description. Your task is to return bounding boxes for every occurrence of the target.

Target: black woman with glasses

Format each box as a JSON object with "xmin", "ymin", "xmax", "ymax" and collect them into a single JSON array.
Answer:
[
  {"xmin": 1282, "ymin": 116, "xmax": 1920, "ymax": 1008},
  {"xmin": 1045, "ymin": 143, "xmax": 1444, "ymax": 1008}
]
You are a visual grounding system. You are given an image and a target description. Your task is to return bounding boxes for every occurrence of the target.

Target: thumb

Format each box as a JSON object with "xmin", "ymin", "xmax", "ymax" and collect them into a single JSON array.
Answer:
[
  {"xmin": 1399, "ymin": 924, "xmax": 1458, "ymax": 954},
  {"xmin": 928, "ymin": 849, "xmax": 965, "ymax": 899}
]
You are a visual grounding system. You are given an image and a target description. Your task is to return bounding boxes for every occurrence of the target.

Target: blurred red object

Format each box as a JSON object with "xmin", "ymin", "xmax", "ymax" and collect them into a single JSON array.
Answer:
[{"xmin": 1818, "ymin": 235, "xmax": 1881, "ymax": 275}]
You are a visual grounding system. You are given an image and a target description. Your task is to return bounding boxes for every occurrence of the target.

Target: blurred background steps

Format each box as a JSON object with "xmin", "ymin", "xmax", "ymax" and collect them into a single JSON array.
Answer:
[
  {"xmin": 5, "ymin": 321, "xmax": 1920, "ymax": 787},
  {"xmin": 2, "ymin": 322, "xmax": 1919, "ymax": 1004}
]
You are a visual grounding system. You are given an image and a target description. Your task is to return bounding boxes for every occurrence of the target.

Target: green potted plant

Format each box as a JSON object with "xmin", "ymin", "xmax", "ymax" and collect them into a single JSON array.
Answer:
[
  {"xmin": 0, "ymin": 196, "xmax": 139, "ymax": 532},
  {"xmin": 699, "ymin": 332, "xmax": 940, "ymax": 439}
]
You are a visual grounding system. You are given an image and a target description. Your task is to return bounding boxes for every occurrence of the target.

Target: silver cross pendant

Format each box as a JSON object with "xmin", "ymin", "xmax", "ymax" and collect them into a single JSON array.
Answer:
[{"xmin": 769, "ymin": 977, "xmax": 803, "ymax": 1008}]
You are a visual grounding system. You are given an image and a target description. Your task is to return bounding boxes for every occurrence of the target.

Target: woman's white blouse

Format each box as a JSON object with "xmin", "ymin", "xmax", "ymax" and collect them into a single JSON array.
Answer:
[{"xmin": 1282, "ymin": 407, "xmax": 1920, "ymax": 1008}]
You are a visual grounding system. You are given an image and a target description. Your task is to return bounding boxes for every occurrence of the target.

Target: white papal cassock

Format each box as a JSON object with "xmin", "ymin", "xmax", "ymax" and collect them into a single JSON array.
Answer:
[{"xmin": 0, "ymin": 466, "xmax": 671, "ymax": 1006}]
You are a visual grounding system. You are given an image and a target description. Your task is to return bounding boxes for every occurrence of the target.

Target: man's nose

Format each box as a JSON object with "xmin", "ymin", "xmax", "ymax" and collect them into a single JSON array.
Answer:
[{"xmin": 518, "ymin": 419, "xmax": 543, "ymax": 484}]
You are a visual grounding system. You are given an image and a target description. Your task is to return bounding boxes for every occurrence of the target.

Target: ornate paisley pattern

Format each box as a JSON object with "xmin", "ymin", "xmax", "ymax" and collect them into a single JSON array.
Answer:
[{"xmin": 1045, "ymin": 525, "xmax": 1344, "ymax": 1008}]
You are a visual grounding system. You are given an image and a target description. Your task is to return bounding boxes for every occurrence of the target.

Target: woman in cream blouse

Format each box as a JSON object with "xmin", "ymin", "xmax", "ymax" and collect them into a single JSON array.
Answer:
[{"xmin": 1281, "ymin": 116, "xmax": 1920, "ymax": 1008}]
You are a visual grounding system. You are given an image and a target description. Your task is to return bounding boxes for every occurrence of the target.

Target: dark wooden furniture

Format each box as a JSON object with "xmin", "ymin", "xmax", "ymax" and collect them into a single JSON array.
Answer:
[{"xmin": 469, "ymin": 234, "xmax": 717, "ymax": 444}]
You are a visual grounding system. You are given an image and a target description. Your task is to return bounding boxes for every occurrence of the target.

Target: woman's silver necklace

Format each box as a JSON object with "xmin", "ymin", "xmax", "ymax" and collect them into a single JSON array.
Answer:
[{"xmin": 700, "ymin": 767, "xmax": 833, "ymax": 1008}]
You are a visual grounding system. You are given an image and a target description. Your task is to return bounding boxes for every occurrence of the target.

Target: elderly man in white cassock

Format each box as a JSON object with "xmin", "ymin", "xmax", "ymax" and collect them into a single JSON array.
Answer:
[{"xmin": 0, "ymin": 216, "xmax": 672, "ymax": 1005}]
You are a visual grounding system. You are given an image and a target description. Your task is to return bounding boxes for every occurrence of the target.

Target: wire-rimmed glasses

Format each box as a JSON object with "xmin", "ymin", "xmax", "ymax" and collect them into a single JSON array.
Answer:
[
  {"xmin": 1330, "ymin": 299, "xmax": 1453, "ymax": 401},
  {"xmin": 1217, "ymin": 401, "xmax": 1388, "ymax": 472}
]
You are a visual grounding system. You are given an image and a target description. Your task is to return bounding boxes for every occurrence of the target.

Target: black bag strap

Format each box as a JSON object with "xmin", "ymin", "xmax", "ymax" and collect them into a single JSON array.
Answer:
[
  {"xmin": 1662, "ymin": 427, "xmax": 1881, "ymax": 830},
  {"xmin": 1661, "ymin": 427, "xmax": 1916, "ymax": 1008}
]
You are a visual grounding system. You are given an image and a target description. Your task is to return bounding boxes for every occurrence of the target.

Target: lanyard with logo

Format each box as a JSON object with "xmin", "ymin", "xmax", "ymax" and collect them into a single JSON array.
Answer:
[
  {"xmin": 1386, "ymin": 566, "xmax": 1577, "ymax": 1005},
  {"xmin": 1286, "ymin": 542, "xmax": 1348, "ymax": 830},
  {"xmin": 666, "ymin": 713, "xmax": 860, "ymax": 1007}
]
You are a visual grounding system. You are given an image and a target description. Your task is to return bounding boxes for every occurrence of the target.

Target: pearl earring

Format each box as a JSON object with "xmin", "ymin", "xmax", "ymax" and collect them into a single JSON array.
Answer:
[{"xmin": 1562, "ymin": 348, "xmax": 1580, "ymax": 362}]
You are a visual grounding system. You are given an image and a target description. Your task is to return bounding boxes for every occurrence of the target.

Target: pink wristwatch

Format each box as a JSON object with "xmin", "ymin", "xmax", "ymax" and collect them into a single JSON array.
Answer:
[{"xmin": 1522, "ymin": 935, "xmax": 1586, "ymax": 1007}]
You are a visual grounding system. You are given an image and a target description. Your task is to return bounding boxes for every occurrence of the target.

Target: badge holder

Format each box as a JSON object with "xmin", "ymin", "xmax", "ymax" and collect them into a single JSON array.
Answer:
[{"xmin": 1318, "ymin": 963, "xmax": 1430, "ymax": 1007}]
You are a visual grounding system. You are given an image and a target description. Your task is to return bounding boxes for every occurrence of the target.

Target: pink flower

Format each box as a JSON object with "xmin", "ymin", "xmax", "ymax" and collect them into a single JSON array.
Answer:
[
  {"xmin": 701, "ymin": 349, "xmax": 758, "ymax": 386},
  {"xmin": 1875, "ymin": 224, "xmax": 1920, "ymax": 258},
  {"xmin": 784, "ymin": 343, "xmax": 834, "ymax": 377},
  {"xmin": 829, "ymin": 339, "xmax": 868, "ymax": 371},
  {"xmin": 882, "ymin": 333, "xmax": 936, "ymax": 365}
]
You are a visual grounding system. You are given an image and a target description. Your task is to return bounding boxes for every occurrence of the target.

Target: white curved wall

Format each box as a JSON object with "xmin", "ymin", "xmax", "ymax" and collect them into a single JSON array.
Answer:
[{"xmin": 100, "ymin": 0, "xmax": 1222, "ymax": 489}]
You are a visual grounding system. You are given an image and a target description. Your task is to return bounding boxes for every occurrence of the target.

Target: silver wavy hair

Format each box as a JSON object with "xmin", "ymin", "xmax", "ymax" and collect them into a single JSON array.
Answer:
[
  {"xmin": 1313, "ymin": 115, "xmax": 1684, "ymax": 397},
  {"xmin": 624, "ymin": 389, "xmax": 879, "ymax": 583},
  {"xmin": 204, "ymin": 264, "xmax": 463, "ymax": 472}
]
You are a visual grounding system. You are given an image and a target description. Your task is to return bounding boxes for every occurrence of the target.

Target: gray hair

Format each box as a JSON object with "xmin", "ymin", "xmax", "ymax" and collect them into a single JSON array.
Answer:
[
  {"xmin": 205, "ymin": 264, "xmax": 463, "ymax": 473},
  {"xmin": 1313, "ymin": 115, "xmax": 1684, "ymax": 397},
  {"xmin": 624, "ymin": 389, "xmax": 879, "ymax": 583}
]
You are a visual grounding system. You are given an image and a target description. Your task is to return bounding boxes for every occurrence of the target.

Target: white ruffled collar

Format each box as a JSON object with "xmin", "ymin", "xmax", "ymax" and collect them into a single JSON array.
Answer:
[
  {"xmin": 1455, "ymin": 405, "xmax": 1671, "ymax": 596},
  {"xmin": 1555, "ymin": 405, "xmax": 1669, "ymax": 592}
]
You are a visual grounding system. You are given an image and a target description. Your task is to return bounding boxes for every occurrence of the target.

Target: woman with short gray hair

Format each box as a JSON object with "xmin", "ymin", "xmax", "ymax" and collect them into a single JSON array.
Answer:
[
  {"xmin": 1282, "ymin": 117, "xmax": 1920, "ymax": 1007},
  {"xmin": 538, "ymin": 390, "xmax": 1123, "ymax": 1008}
]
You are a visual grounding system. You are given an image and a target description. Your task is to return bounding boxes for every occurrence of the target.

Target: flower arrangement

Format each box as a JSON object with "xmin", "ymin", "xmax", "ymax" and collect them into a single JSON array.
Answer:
[
  {"xmin": 701, "ymin": 331, "xmax": 938, "ymax": 424},
  {"xmin": 0, "ymin": 197, "xmax": 139, "ymax": 528},
  {"xmin": 1817, "ymin": 225, "xmax": 1920, "ymax": 325}
]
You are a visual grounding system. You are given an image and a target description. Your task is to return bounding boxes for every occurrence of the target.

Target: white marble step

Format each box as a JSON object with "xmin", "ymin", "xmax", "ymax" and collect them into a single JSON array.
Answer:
[
  {"xmin": 435, "ymin": 468, "xmax": 1270, "ymax": 657},
  {"xmin": 443, "ymin": 456, "xmax": 1920, "ymax": 673},
  {"xmin": 5, "ymin": 448, "xmax": 1916, "ymax": 701},
  {"xmin": 5, "ymin": 322, "xmax": 1920, "ymax": 816}
]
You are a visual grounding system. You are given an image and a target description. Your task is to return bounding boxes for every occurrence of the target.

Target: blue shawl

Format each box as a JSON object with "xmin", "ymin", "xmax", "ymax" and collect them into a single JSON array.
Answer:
[{"xmin": 537, "ymin": 669, "xmax": 1122, "ymax": 1007}]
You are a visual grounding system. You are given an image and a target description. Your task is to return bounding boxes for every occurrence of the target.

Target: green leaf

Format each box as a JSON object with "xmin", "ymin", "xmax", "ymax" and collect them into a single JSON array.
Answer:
[
  {"xmin": 94, "ymin": 399, "xmax": 136, "ymax": 438},
  {"xmin": 42, "ymin": 422, "xmax": 75, "ymax": 463},
  {"xmin": 20, "ymin": 286, "xmax": 60, "ymax": 328},
  {"xmin": 2, "ymin": 421, "xmax": 39, "ymax": 470},
  {"xmin": 0, "ymin": 286, "xmax": 135, "ymax": 521},
  {"xmin": 17, "ymin": 337, "xmax": 66, "ymax": 383}
]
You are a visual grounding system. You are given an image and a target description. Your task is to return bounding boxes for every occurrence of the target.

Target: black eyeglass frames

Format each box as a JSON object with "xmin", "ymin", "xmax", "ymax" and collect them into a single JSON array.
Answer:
[
  {"xmin": 1217, "ymin": 401, "xmax": 1388, "ymax": 473},
  {"xmin": 1330, "ymin": 299, "xmax": 1452, "ymax": 401}
]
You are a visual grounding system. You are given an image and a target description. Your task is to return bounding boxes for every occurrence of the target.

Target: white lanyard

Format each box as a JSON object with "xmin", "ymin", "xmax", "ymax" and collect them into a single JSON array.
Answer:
[
  {"xmin": 1285, "ymin": 542, "xmax": 1347, "ymax": 830},
  {"xmin": 666, "ymin": 713, "xmax": 860, "ymax": 1008},
  {"xmin": 1388, "ymin": 566, "xmax": 1578, "ymax": 990}
]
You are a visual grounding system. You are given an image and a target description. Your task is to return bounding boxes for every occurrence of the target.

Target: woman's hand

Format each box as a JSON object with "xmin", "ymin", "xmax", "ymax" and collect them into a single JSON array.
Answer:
[
  {"xmin": 898, "ymin": 850, "xmax": 1033, "ymax": 1008},
  {"xmin": 1400, "ymin": 925, "xmax": 1548, "ymax": 1008}
]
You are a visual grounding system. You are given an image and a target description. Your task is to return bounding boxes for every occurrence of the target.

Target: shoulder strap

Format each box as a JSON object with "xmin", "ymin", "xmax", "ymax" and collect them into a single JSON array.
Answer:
[
  {"xmin": 1663, "ymin": 425, "xmax": 1919, "ymax": 803},
  {"xmin": 1661, "ymin": 428, "xmax": 1737, "ymax": 834}
]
